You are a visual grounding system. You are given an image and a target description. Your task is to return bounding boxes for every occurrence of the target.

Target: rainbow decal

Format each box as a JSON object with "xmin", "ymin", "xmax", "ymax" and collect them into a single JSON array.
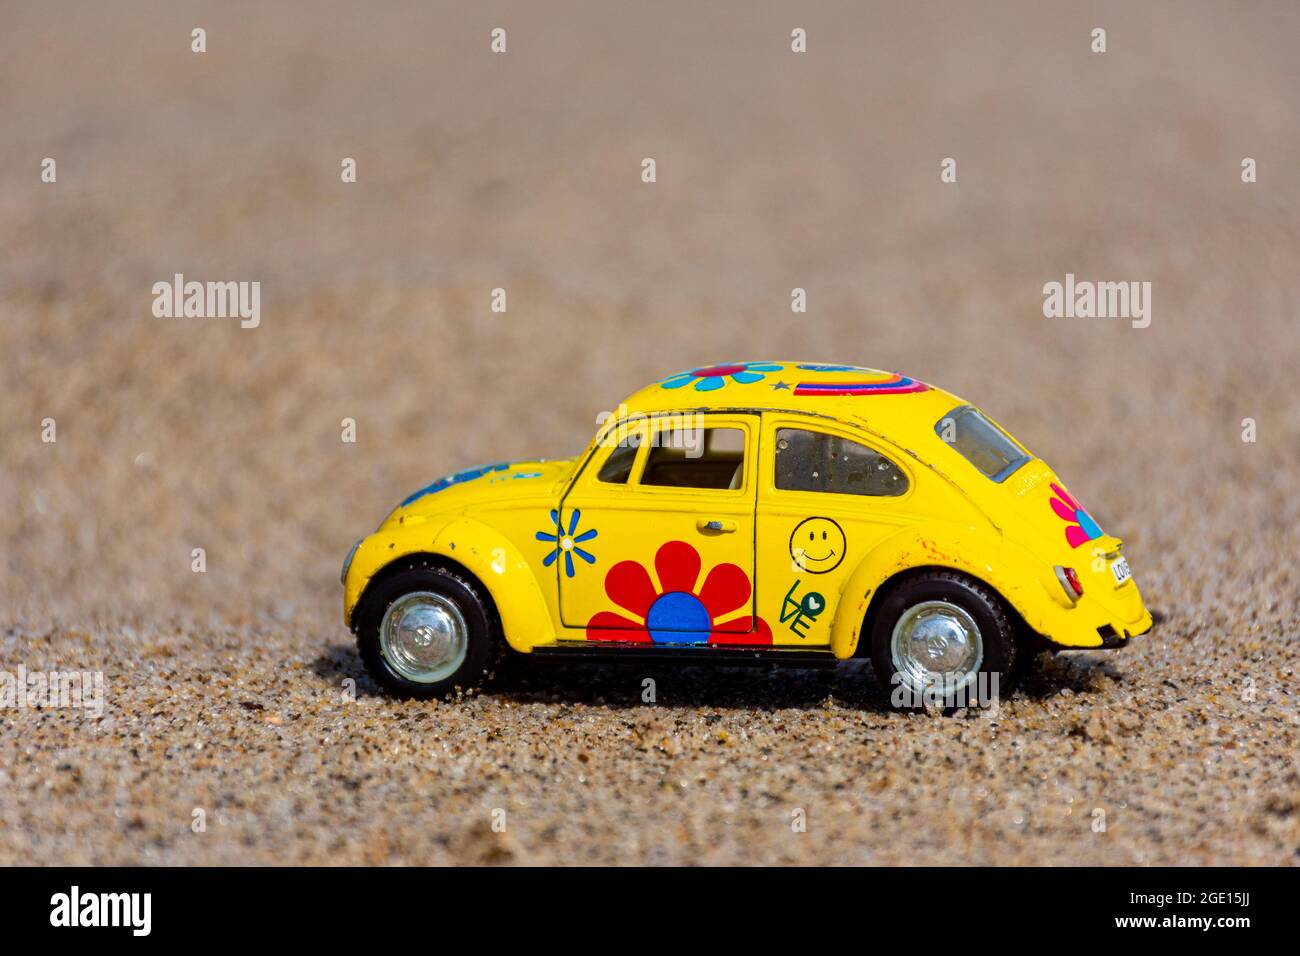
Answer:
[{"xmin": 793, "ymin": 374, "xmax": 929, "ymax": 396}]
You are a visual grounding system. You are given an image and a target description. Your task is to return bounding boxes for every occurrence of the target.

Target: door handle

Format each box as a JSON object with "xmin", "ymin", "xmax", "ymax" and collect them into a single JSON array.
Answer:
[{"xmin": 696, "ymin": 518, "xmax": 738, "ymax": 533}]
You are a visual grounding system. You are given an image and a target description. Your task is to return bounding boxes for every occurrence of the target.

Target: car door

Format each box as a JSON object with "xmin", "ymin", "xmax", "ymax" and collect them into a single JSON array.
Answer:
[
  {"xmin": 755, "ymin": 415, "xmax": 920, "ymax": 647},
  {"xmin": 558, "ymin": 413, "xmax": 760, "ymax": 644}
]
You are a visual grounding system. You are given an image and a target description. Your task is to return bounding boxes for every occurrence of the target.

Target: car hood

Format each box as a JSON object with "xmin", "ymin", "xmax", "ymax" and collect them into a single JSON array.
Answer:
[{"xmin": 384, "ymin": 458, "xmax": 576, "ymax": 524}]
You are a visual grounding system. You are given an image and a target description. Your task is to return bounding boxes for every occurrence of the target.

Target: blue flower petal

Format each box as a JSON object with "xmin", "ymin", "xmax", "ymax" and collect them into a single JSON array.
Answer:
[
  {"xmin": 574, "ymin": 547, "xmax": 596, "ymax": 564},
  {"xmin": 564, "ymin": 551, "xmax": 575, "ymax": 578},
  {"xmin": 574, "ymin": 529, "xmax": 598, "ymax": 543},
  {"xmin": 568, "ymin": 509, "xmax": 581, "ymax": 535},
  {"xmin": 661, "ymin": 373, "xmax": 694, "ymax": 389},
  {"xmin": 731, "ymin": 371, "xmax": 765, "ymax": 384},
  {"xmin": 542, "ymin": 550, "xmax": 558, "ymax": 567},
  {"xmin": 535, "ymin": 531, "xmax": 557, "ymax": 542},
  {"xmin": 694, "ymin": 376, "xmax": 725, "ymax": 391},
  {"xmin": 747, "ymin": 363, "xmax": 785, "ymax": 372}
]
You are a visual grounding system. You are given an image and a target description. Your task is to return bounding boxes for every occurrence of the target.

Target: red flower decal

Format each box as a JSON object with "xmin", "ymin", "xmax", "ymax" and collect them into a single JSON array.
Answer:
[{"xmin": 586, "ymin": 540, "xmax": 773, "ymax": 645}]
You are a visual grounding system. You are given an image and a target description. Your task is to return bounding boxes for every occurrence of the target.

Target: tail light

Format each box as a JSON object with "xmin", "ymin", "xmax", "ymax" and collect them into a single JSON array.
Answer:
[{"xmin": 1054, "ymin": 565, "xmax": 1084, "ymax": 603}]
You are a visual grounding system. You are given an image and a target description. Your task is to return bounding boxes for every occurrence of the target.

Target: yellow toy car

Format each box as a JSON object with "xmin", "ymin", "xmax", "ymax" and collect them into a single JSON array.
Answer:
[{"xmin": 342, "ymin": 362, "xmax": 1153, "ymax": 704}]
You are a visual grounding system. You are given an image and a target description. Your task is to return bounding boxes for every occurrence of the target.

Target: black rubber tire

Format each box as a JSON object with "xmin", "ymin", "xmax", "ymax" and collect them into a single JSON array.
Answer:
[
  {"xmin": 355, "ymin": 563, "xmax": 499, "ymax": 700},
  {"xmin": 869, "ymin": 570, "xmax": 1018, "ymax": 710}
]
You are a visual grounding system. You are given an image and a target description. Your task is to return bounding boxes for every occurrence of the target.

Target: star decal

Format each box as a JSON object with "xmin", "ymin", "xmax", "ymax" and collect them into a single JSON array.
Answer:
[{"xmin": 770, "ymin": 380, "xmax": 791, "ymax": 390}]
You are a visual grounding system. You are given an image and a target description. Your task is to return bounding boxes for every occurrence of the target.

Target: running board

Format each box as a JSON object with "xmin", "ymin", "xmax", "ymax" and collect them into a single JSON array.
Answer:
[{"xmin": 529, "ymin": 644, "xmax": 840, "ymax": 668}]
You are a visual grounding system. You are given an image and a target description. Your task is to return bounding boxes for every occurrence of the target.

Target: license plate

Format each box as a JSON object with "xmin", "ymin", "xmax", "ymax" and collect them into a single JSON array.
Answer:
[{"xmin": 1110, "ymin": 556, "xmax": 1132, "ymax": 586}]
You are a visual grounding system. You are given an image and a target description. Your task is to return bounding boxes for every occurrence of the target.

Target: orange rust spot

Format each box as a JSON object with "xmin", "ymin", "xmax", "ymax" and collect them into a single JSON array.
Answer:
[{"xmin": 919, "ymin": 536, "xmax": 951, "ymax": 562}]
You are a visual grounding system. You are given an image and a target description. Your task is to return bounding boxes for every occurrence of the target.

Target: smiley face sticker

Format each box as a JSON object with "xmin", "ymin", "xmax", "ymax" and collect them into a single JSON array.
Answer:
[{"xmin": 789, "ymin": 517, "xmax": 846, "ymax": 574}]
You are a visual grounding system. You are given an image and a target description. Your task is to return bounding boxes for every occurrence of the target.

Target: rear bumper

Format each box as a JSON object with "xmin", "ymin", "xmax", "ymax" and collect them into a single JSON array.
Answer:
[
  {"xmin": 1005, "ymin": 573, "xmax": 1154, "ymax": 649},
  {"xmin": 1093, "ymin": 606, "xmax": 1155, "ymax": 648},
  {"xmin": 1037, "ymin": 600, "xmax": 1152, "ymax": 649}
]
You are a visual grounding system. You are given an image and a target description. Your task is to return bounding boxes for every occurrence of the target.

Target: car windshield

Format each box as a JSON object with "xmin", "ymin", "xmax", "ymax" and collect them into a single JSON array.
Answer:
[{"xmin": 934, "ymin": 406, "xmax": 1030, "ymax": 482}]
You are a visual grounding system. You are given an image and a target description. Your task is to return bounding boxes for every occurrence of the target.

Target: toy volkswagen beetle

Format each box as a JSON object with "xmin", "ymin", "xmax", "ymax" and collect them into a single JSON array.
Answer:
[{"xmin": 341, "ymin": 362, "xmax": 1153, "ymax": 704}]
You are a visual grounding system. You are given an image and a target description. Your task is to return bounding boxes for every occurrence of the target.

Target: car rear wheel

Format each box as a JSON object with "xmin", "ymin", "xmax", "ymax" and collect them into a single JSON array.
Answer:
[
  {"xmin": 356, "ymin": 563, "xmax": 499, "ymax": 699},
  {"xmin": 870, "ymin": 570, "xmax": 1016, "ymax": 709}
]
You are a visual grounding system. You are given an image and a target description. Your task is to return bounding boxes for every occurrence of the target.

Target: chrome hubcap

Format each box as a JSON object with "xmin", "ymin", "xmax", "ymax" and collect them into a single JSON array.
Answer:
[
  {"xmin": 379, "ymin": 591, "xmax": 469, "ymax": 684},
  {"xmin": 890, "ymin": 600, "xmax": 984, "ymax": 695}
]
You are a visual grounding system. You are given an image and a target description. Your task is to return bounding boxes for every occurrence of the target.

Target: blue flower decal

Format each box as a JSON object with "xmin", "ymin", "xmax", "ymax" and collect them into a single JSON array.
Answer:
[
  {"xmin": 401, "ymin": 462, "xmax": 509, "ymax": 507},
  {"xmin": 536, "ymin": 509, "xmax": 598, "ymax": 578},
  {"xmin": 660, "ymin": 362, "xmax": 785, "ymax": 392}
]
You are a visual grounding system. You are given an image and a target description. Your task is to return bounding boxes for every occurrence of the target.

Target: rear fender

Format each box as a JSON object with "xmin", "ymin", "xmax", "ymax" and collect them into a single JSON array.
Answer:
[{"xmin": 828, "ymin": 524, "xmax": 1004, "ymax": 659}]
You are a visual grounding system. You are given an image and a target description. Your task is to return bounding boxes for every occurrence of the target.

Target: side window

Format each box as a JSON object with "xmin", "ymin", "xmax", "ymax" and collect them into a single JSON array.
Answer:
[
  {"xmin": 597, "ymin": 432, "xmax": 641, "ymax": 484},
  {"xmin": 641, "ymin": 425, "xmax": 746, "ymax": 490},
  {"xmin": 774, "ymin": 428, "xmax": 908, "ymax": 497}
]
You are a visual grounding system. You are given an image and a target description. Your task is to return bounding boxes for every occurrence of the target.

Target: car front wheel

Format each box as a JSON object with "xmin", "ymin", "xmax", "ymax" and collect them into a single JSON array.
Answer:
[
  {"xmin": 870, "ymin": 570, "xmax": 1017, "ymax": 709},
  {"xmin": 355, "ymin": 563, "xmax": 498, "ymax": 699}
]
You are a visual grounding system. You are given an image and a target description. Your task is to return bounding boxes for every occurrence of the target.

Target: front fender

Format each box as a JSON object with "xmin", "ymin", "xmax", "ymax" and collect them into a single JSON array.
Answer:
[
  {"xmin": 344, "ymin": 515, "xmax": 554, "ymax": 653},
  {"xmin": 828, "ymin": 524, "xmax": 1003, "ymax": 659}
]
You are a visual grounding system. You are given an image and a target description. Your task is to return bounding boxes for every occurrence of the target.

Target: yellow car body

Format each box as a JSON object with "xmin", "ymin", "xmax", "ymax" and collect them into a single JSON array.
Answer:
[{"xmin": 342, "ymin": 362, "xmax": 1152, "ymax": 669}]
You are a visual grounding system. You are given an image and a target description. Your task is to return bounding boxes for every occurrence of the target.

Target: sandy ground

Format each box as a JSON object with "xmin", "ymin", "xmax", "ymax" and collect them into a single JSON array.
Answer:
[{"xmin": 1, "ymin": 1, "xmax": 1298, "ymax": 865}]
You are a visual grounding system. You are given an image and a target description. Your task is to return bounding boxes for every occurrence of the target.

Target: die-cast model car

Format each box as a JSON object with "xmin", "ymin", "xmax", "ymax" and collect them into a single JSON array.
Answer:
[{"xmin": 341, "ymin": 362, "xmax": 1152, "ymax": 704}]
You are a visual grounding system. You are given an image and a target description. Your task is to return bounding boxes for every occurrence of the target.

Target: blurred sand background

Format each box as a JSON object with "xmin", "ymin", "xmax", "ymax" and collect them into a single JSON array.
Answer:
[{"xmin": 1, "ymin": 1, "xmax": 1298, "ymax": 864}]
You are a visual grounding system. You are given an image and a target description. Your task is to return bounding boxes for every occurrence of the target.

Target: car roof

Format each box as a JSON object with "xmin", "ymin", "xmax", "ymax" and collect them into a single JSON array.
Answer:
[{"xmin": 615, "ymin": 361, "xmax": 967, "ymax": 449}]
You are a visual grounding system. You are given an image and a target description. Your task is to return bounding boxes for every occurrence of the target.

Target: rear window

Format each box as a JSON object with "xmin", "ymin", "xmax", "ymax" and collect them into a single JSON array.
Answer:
[{"xmin": 935, "ymin": 406, "xmax": 1030, "ymax": 482}]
